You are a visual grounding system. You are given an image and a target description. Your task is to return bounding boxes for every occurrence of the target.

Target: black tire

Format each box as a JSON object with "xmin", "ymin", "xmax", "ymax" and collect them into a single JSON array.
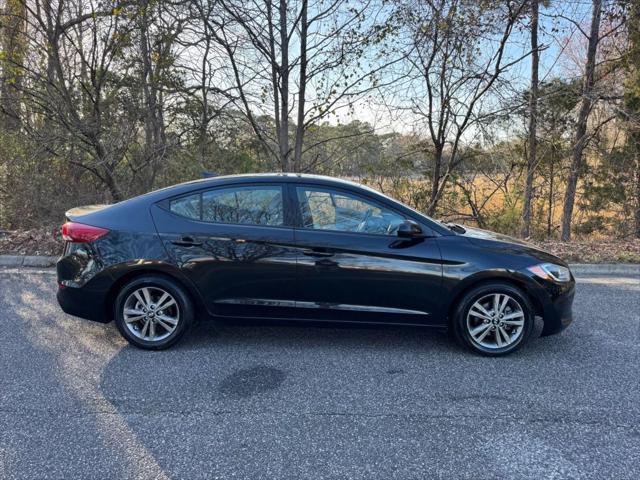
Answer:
[
  {"xmin": 114, "ymin": 274, "xmax": 194, "ymax": 350},
  {"xmin": 451, "ymin": 282, "xmax": 535, "ymax": 356}
]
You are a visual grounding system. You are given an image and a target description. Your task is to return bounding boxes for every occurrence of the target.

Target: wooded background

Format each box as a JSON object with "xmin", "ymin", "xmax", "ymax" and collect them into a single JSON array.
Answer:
[{"xmin": 0, "ymin": 0, "xmax": 638, "ymax": 242}]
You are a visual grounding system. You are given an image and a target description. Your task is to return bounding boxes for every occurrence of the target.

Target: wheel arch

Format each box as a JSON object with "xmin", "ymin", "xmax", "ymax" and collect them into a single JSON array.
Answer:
[
  {"xmin": 103, "ymin": 263, "xmax": 206, "ymax": 321},
  {"xmin": 445, "ymin": 271, "xmax": 544, "ymax": 329}
]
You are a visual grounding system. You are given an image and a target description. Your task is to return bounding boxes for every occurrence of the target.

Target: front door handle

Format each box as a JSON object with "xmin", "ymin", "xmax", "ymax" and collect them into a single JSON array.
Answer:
[
  {"xmin": 171, "ymin": 236, "xmax": 203, "ymax": 247},
  {"xmin": 303, "ymin": 248, "xmax": 334, "ymax": 258}
]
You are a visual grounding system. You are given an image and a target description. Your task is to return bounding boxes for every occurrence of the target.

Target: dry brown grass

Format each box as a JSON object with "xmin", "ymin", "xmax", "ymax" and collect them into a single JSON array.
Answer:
[{"xmin": 361, "ymin": 174, "xmax": 629, "ymax": 240}]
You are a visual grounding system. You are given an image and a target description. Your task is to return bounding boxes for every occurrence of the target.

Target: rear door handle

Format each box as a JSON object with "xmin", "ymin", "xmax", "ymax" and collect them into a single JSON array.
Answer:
[
  {"xmin": 303, "ymin": 248, "xmax": 334, "ymax": 258},
  {"xmin": 171, "ymin": 236, "xmax": 203, "ymax": 247}
]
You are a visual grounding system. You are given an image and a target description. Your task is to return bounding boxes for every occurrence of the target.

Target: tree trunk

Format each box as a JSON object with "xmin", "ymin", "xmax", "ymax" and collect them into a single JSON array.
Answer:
[
  {"xmin": 278, "ymin": 0, "xmax": 291, "ymax": 171},
  {"xmin": 428, "ymin": 144, "xmax": 444, "ymax": 216},
  {"xmin": 103, "ymin": 169, "xmax": 123, "ymax": 202},
  {"xmin": 139, "ymin": 2, "xmax": 165, "ymax": 188},
  {"xmin": 293, "ymin": 0, "xmax": 308, "ymax": 172},
  {"xmin": 629, "ymin": 2, "xmax": 640, "ymax": 238},
  {"xmin": 0, "ymin": 0, "xmax": 27, "ymax": 131},
  {"xmin": 547, "ymin": 152, "xmax": 554, "ymax": 238},
  {"xmin": 561, "ymin": 0, "xmax": 602, "ymax": 241},
  {"xmin": 521, "ymin": 0, "xmax": 539, "ymax": 238},
  {"xmin": 198, "ymin": 38, "xmax": 210, "ymax": 167},
  {"xmin": 634, "ymin": 143, "xmax": 640, "ymax": 238}
]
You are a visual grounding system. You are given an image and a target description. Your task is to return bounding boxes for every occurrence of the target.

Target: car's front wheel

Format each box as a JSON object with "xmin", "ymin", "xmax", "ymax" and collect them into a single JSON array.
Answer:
[
  {"xmin": 452, "ymin": 282, "xmax": 535, "ymax": 356},
  {"xmin": 114, "ymin": 274, "xmax": 194, "ymax": 350}
]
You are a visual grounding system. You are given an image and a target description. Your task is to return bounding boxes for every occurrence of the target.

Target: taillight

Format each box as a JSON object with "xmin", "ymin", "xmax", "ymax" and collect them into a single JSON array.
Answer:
[{"xmin": 61, "ymin": 222, "xmax": 110, "ymax": 243}]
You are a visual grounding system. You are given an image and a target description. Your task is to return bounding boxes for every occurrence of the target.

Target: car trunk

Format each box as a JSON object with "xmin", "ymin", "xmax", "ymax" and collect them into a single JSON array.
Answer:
[{"xmin": 64, "ymin": 204, "xmax": 111, "ymax": 222}]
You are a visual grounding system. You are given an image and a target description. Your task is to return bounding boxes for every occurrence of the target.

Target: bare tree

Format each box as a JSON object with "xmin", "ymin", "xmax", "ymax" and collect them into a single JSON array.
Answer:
[
  {"xmin": 19, "ymin": 0, "xmax": 140, "ymax": 201},
  {"xmin": 560, "ymin": 0, "xmax": 602, "ymax": 241},
  {"xmin": 0, "ymin": 0, "xmax": 27, "ymax": 131},
  {"xmin": 135, "ymin": 0, "xmax": 192, "ymax": 189},
  {"xmin": 621, "ymin": 0, "xmax": 640, "ymax": 238},
  {"xmin": 394, "ymin": 0, "xmax": 530, "ymax": 215},
  {"xmin": 521, "ymin": 0, "xmax": 540, "ymax": 238},
  {"xmin": 139, "ymin": 0, "xmax": 168, "ymax": 187},
  {"xmin": 198, "ymin": 0, "xmax": 397, "ymax": 172}
]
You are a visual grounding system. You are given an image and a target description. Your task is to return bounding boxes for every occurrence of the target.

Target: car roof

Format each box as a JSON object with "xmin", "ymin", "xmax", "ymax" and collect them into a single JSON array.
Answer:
[
  {"xmin": 175, "ymin": 172, "xmax": 365, "ymax": 187},
  {"xmin": 146, "ymin": 173, "xmax": 381, "ymax": 199}
]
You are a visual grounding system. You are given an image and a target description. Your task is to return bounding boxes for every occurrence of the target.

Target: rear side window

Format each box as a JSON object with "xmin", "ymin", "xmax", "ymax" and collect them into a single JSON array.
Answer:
[
  {"xmin": 170, "ymin": 194, "xmax": 200, "ymax": 220},
  {"xmin": 202, "ymin": 186, "xmax": 283, "ymax": 226},
  {"xmin": 168, "ymin": 185, "xmax": 284, "ymax": 227}
]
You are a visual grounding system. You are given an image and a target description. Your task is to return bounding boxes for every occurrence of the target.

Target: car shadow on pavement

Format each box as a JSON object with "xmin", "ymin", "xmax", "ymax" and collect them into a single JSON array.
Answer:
[
  {"xmin": 96, "ymin": 321, "xmax": 460, "ymax": 477},
  {"xmin": 99, "ymin": 320, "xmax": 459, "ymax": 408},
  {"xmin": 181, "ymin": 318, "xmax": 455, "ymax": 350},
  {"xmin": 94, "ymin": 318, "xmax": 570, "ymax": 479}
]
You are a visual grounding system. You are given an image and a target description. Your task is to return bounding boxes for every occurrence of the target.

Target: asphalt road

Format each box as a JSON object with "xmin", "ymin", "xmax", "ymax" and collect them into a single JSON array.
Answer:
[{"xmin": 0, "ymin": 270, "xmax": 638, "ymax": 480}]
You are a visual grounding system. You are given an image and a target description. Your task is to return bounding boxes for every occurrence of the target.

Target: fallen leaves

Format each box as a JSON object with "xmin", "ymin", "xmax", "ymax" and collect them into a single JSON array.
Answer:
[
  {"xmin": 531, "ymin": 239, "xmax": 640, "ymax": 264},
  {"xmin": 0, "ymin": 227, "xmax": 63, "ymax": 256}
]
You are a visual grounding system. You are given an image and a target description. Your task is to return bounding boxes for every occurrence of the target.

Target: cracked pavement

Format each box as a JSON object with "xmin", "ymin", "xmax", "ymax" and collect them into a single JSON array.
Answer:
[{"xmin": 0, "ymin": 270, "xmax": 639, "ymax": 479}]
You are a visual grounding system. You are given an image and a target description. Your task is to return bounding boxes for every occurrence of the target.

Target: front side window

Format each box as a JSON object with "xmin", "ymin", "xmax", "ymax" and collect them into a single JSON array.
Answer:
[
  {"xmin": 297, "ymin": 187, "xmax": 405, "ymax": 235},
  {"xmin": 202, "ymin": 186, "xmax": 283, "ymax": 226}
]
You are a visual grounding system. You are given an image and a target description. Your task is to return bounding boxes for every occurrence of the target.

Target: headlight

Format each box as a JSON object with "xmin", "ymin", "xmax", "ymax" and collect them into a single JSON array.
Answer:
[{"xmin": 527, "ymin": 263, "xmax": 571, "ymax": 282}]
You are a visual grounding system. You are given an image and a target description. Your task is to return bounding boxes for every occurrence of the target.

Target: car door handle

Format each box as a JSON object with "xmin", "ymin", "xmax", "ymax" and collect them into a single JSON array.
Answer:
[
  {"xmin": 171, "ymin": 236, "xmax": 203, "ymax": 247},
  {"xmin": 303, "ymin": 249, "xmax": 334, "ymax": 258}
]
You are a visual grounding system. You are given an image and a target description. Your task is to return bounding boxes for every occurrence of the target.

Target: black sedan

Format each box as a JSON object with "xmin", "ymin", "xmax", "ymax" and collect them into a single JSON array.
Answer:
[{"xmin": 56, "ymin": 174, "xmax": 575, "ymax": 355}]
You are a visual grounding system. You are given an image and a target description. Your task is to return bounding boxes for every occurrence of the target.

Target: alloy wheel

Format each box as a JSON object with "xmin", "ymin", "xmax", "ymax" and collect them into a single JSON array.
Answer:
[
  {"xmin": 465, "ymin": 293, "xmax": 525, "ymax": 350},
  {"xmin": 123, "ymin": 286, "xmax": 180, "ymax": 342}
]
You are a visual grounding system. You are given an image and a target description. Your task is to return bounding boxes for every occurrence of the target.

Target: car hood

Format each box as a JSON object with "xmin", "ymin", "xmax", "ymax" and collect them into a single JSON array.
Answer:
[{"xmin": 457, "ymin": 226, "xmax": 567, "ymax": 266}]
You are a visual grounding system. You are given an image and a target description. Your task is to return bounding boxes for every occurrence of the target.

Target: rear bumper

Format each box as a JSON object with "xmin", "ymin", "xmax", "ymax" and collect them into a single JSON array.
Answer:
[
  {"xmin": 57, "ymin": 284, "xmax": 111, "ymax": 323},
  {"xmin": 56, "ymin": 287, "xmax": 112, "ymax": 323},
  {"xmin": 56, "ymin": 243, "xmax": 113, "ymax": 323}
]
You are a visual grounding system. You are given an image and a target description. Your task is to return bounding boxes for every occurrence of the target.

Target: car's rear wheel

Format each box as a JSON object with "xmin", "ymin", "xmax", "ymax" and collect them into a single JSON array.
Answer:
[
  {"xmin": 114, "ymin": 275, "xmax": 194, "ymax": 350},
  {"xmin": 452, "ymin": 282, "xmax": 534, "ymax": 356}
]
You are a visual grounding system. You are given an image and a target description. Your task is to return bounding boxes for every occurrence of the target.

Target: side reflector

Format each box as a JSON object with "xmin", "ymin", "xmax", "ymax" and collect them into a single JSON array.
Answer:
[{"xmin": 61, "ymin": 222, "xmax": 110, "ymax": 243}]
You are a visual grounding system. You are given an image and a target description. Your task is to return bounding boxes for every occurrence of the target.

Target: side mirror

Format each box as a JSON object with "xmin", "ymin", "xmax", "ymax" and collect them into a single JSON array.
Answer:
[{"xmin": 397, "ymin": 219, "xmax": 424, "ymax": 238}]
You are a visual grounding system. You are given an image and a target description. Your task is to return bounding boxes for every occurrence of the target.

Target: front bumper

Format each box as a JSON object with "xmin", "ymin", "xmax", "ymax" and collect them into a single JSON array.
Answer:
[{"xmin": 535, "ymin": 277, "xmax": 576, "ymax": 336}]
